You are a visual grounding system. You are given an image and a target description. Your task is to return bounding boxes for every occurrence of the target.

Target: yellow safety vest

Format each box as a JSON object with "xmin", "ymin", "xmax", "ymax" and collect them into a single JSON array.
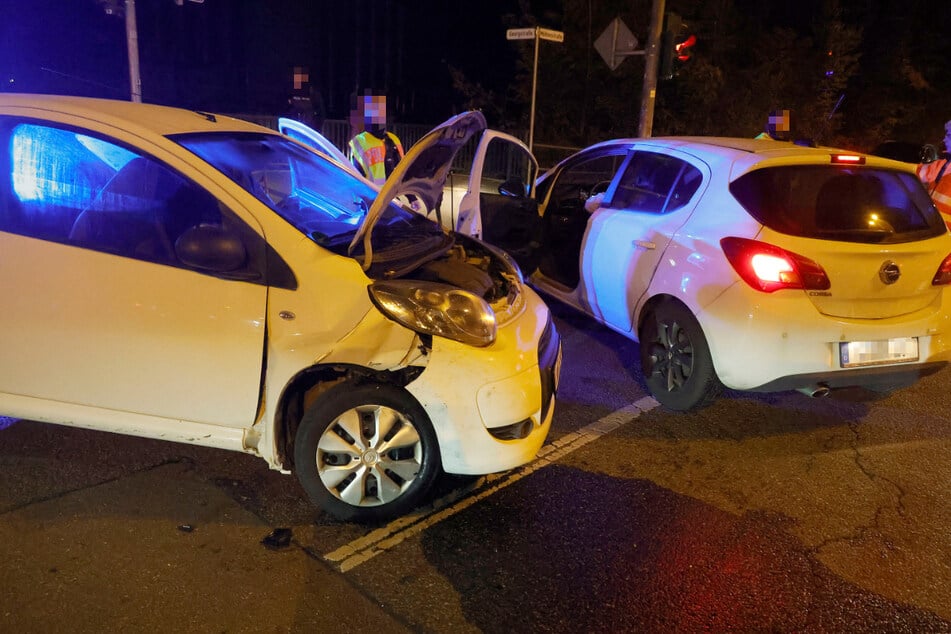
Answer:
[{"xmin": 348, "ymin": 131, "xmax": 404, "ymax": 185}]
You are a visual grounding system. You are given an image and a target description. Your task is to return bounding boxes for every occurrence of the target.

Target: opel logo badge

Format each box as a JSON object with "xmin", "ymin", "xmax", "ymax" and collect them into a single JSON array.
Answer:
[{"xmin": 879, "ymin": 260, "xmax": 900, "ymax": 285}]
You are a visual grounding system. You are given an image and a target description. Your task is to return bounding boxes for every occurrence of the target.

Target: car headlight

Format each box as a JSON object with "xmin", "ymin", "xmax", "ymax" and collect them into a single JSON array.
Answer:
[{"xmin": 368, "ymin": 280, "xmax": 497, "ymax": 347}]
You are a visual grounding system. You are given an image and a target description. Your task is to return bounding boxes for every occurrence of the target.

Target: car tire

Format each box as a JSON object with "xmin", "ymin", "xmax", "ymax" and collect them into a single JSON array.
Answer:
[
  {"xmin": 639, "ymin": 300, "xmax": 722, "ymax": 412},
  {"xmin": 294, "ymin": 381, "xmax": 441, "ymax": 522}
]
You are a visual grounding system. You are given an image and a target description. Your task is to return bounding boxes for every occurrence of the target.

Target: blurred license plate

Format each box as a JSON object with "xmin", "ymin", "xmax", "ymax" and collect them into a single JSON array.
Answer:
[{"xmin": 839, "ymin": 338, "xmax": 919, "ymax": 368}]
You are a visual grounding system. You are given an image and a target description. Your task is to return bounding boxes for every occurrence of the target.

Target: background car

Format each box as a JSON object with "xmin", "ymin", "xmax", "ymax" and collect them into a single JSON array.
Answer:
[
  {"xmin": 459, "ymin": 136, "xmax": 951, "ymax": 411},
  {"xmin": 870, "ymin": 140, "xmax": 937, "ymax": 164},
  {"xmin": 0, "ymin": 96, "xmax": 560, "ymax": 521}
]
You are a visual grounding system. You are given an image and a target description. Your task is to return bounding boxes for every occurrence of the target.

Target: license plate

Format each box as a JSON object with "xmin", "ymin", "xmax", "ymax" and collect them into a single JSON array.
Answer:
[{"xmin": 839, "ymin": 338, "xmax": 919, "ymax": 368}]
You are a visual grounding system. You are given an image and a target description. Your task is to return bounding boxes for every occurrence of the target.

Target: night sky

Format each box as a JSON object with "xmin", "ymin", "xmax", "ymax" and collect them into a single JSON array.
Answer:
[
  {"xmin": 1, "ymin": 0, "xmax": 534, "ymax": 122},
  {"xmin": 6, "ymin": 0, "xmax": 943, "ymax": 141}
]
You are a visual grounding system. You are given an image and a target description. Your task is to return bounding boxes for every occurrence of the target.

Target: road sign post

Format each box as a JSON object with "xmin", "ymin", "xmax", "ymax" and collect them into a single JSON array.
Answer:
[
  {"xmin": 592, "ymin": 0, "xmax": 665, "ymax": 137},
  {"xmin": 594, "ymin": 17, "xmax": 641, "ymax": 71},
  {"xmin": 507, "ymin": 26, "xmax": 564, "ymax": 152}
]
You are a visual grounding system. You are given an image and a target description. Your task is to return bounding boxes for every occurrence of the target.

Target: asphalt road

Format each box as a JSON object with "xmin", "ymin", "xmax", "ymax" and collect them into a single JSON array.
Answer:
[{"xmin": 1, "ymin": 298, "xmax": 950, "ymax": 633}]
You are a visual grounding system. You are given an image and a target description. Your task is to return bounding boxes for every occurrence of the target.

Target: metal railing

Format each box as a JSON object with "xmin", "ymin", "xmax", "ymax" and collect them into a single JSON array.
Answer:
[{"xmin": 232, "ymin": 114, "xmax": 580, "ymax": 173}]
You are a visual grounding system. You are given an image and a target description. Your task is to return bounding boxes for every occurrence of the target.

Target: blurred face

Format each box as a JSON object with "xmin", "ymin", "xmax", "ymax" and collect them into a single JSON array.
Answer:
[
  {"xmin": 364, "ymin": 95, "xmax": 386, "ymax": 126},
  {"xmin": 769, "ymin": 110, "xmax": 790, "ymax": 133}
]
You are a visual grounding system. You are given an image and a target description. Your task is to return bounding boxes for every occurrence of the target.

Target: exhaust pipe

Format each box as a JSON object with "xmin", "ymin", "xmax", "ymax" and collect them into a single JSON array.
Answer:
[{"xmin": 798, "ymin": 383, "xmax": 831, "ymax": 398}]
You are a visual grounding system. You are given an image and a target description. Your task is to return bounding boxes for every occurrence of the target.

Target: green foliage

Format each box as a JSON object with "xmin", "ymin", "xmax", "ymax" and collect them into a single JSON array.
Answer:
[{"xmin": 450, "ymin": 0, "xmax": 951, "ymax": 150}]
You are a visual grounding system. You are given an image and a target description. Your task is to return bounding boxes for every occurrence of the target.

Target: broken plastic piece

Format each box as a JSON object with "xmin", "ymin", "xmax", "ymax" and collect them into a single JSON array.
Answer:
[{"xmin": 261, "ymin": 527, "xmax": 293, "ymax": 550}]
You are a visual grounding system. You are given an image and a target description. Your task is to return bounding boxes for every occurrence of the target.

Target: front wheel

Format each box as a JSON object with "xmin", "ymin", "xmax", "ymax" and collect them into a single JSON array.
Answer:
[
  {"xmin": 639, "ymin": 300, "xmax": 722, "ymax": 412},
  {"xmin": 294, "ymin": 381, "xmax": 440, "ymax": 522}
]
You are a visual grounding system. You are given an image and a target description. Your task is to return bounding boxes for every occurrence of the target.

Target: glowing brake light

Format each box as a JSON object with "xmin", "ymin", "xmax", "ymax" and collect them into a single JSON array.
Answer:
[
  {"xmin": 750, "ymin": 253, "xmax": 795, "ymax": 283},
  {"xmin": 932, "ymin": 253, "xmax": 951, "ymax": 285},
  {"xmin": 720, "ymin": 237, "xmax": 831, "ymax": 293},
  {"xmin": 830, "ymin": 153, "xmax": 865, "ymax": 165}
]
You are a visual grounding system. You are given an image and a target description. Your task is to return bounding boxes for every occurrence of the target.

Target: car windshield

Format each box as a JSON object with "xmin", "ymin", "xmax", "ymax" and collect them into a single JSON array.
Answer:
[
  {"xmin": 730, "ymin": 165, "xmax": 945, "ymax": 244},
  {"xmin": 173, "ymin": 132, "xmax": 449, "ymax": 259}
]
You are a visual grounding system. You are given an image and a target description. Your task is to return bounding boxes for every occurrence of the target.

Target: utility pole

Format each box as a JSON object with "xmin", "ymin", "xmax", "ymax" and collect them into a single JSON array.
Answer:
[
  {"xmin": 118, "ymin": 0, "xmax": 204, "ymax": 103},
  {"xmin": 125, "ymin": 0, "xmax": 141, "ymax": 102},
  {"xmin": 594, "ymin": 0, "xmax": 665, "ymax": 137},
  {"xmin": 637, "ymin": 0, "xmax": 664, "ymax": 137}
]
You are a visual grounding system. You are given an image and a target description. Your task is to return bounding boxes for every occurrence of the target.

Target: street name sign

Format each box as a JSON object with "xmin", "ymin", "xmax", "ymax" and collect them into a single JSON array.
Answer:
[{"xmin": 506, "ymin": 28, "xmax": 536, "ymax": 40}]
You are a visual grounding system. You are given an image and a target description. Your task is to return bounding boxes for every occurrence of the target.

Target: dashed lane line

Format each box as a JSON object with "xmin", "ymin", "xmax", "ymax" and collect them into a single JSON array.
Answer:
[{"xmin": 323, "ymin": 396, "xmax": 659, "ymax": 572}]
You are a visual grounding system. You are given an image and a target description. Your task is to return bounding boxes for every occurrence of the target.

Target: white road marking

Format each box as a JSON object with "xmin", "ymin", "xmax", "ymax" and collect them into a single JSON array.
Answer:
[{"xmin": 323, "ymin": 396, "xmax": 659, "ymax": 572}]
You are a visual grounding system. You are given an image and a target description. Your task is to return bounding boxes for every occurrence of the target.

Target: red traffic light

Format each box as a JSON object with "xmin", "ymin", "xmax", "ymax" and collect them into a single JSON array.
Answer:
[
  {"xmin": 675, "ymin": 34, "xmax": 696, "ymax": 61},
  {"xmin": 660, "ymin": 12, "xmax": 696, "ymax": 80}
]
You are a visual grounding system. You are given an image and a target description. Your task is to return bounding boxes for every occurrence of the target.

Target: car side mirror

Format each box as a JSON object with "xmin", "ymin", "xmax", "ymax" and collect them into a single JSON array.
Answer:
[
  {"xmin": 499, "ymin": 178, "xmax": 527, "ymax": 198},
  {"xmin": 175, "ymin": 224, "xmax": 248, "ymax": 273},
  {"xmin": 920, "ymin": 144, "xmax": 939, "ymax": 164}
]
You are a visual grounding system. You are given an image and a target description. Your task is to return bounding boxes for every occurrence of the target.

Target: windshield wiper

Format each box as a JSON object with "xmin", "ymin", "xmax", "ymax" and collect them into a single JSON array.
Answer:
[{"xmin": 310, "ymin": 229, "xmax": 356, "ymax": 248}]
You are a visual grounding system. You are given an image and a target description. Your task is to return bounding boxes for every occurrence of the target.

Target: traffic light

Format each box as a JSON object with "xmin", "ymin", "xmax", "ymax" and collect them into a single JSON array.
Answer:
[{"xmin": 659, "ymin": 12, "xmax": 696, "ymax": 80}]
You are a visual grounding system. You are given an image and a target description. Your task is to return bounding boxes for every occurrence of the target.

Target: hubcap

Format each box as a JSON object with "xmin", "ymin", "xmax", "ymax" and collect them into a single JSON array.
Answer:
[
  {"xmin": 316, "ymin": 404, "xmax": 422, "ymax": 507},
  {"xmin": 361, "ymin": 449, "xmax": 380, "ymax": 466},
  {"xmin": 649, "ymin": 318, "xmax": 693, "ymax": 392}
]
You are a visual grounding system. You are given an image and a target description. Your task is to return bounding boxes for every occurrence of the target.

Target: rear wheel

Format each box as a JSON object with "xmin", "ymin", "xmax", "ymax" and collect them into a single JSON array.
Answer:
[
  {"xmin": 294, "ymin": 382, "xmax": 440, "ymax": 522},
  {"xmin": 639, "ymin": 300, "xmax": 721, "ymax": 411}
]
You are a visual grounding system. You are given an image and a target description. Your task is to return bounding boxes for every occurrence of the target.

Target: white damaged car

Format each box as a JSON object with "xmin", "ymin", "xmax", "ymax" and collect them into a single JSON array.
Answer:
[
  {"xmin": 0, "ymin": 96, "xmax": 560, "ymax": 521},
  {"xmin": 446, "ymin": 136, "xmax": 951, "ymax": 411}
]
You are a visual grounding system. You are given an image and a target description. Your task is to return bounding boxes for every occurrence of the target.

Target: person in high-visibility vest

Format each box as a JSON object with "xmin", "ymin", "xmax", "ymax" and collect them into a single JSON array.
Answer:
[
  {"xmin": 753, "ymin": 108, "xmax": 816, "ymax": 147},
  {"xmin": 754, "ymin": 109, "xmax": 792, "ymax": 141},
  {"xmin": 918, "ymin": 119, "xmax": 951, "ymax": 224},
  {"xmin": 347, "ymin": 92, "xmax": 404, "ymax": 186}
]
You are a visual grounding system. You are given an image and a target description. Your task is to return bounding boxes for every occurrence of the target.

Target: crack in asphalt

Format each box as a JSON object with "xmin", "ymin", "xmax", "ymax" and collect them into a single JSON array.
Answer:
[{"xmin": 809, "ymin": 419, "xmax": 907, "ymax": 555}]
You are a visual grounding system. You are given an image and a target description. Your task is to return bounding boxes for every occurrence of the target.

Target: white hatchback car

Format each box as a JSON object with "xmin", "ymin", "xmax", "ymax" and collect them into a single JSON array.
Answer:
[
  {"xmin": 454, "ymin": 136, "xmax": 951, "ymax": 411},
  {"xmin": 0, "ymin": 95, "xmax": 561, "ymax": 521}
]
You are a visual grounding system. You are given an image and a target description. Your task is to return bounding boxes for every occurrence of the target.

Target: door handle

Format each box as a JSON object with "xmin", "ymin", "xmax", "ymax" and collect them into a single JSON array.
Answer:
[{"xmin": 634, "ymin": 240, "xmax": 656, "ymax": 250}]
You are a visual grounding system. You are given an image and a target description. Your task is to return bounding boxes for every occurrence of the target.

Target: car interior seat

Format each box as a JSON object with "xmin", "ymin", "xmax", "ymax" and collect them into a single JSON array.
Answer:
[{"xmin": 68, "ymin": 157, "xmax": 179, "ymax": 261}]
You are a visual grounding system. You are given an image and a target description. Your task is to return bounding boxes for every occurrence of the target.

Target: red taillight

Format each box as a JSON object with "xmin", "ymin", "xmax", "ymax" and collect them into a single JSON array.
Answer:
[
  {"xmin": 932, "ymin": 253, "xmax": 951, "ymax": 285},
  {"xmin": 720, "ymin": 237, "xmax": 831, "ymax": 293}
]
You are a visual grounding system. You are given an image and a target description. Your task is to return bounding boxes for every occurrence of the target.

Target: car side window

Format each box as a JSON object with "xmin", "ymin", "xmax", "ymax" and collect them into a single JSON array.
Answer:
[
  {"xmin": 481, "ymin": 136, "xmax": 536, "ymax": 196},
  {"xmin": 3, "ymin": 122, "xmax": 222, "ymax": 265},
  {"xmin": 544, "ymin": 152, "xmax": 626, "ymax": 213},
  {"xmin": 667, "ymin": 162, "xmax": 703, "ymax": 212},
  {"xmin": 608, "ymin": 152, "xmax": 701, "ymax": 213}
]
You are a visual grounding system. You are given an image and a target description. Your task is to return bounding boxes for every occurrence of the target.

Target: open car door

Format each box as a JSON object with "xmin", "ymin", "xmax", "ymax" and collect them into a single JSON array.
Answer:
[
  {"xmin": 456, "ymin": 130, "xmax": 543, "ymax": 273},
  {"xmin": 277, "ymin": 117, "xmax": 359, "ymax": 177},
  {"xmin": 286, "ymin": 109, "xmax": 543, "ymax": 275}
]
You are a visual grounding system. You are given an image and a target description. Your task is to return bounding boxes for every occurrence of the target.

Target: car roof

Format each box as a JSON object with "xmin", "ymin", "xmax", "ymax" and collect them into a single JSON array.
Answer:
[
  {"xmin": 577, "ymin": 136, "xmax": 846, "ymax": 157},
  {"xmin": 0, "ymin": 93, "xmax": 272, "ymax": 137},
  {"xmin": 548, "ymin": 136, "xmax": 914, "ymax": 179}
]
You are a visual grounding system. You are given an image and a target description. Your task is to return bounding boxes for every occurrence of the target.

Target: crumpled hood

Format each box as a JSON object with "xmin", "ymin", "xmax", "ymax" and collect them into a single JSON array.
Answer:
[{"xmin": 349, "ymin": 111, "xmax": 488, "ymax": 258}]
